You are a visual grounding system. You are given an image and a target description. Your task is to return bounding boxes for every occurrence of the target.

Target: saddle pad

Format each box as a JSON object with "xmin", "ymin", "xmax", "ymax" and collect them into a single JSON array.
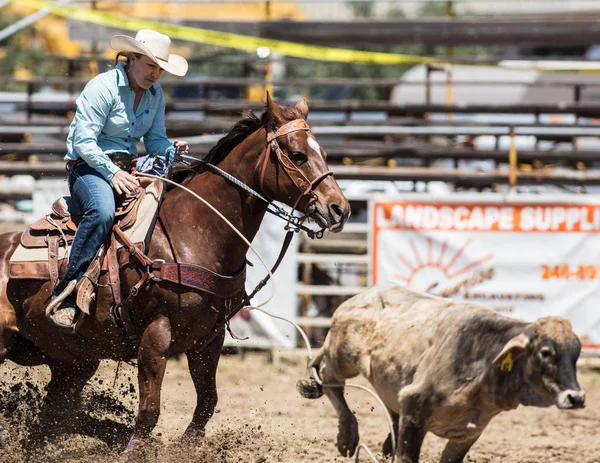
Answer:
[{"xmin": 8, "ymin": 180, "xmax": 162, "ymax": 278}]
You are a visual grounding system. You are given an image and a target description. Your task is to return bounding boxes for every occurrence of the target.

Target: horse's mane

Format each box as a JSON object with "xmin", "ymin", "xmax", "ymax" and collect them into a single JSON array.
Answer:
[{"xmin": 169, "ymin": 103, "xmax": 304, "ymax": 187}]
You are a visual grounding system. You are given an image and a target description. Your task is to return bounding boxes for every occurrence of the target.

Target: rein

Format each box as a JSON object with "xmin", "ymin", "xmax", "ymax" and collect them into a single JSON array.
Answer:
[
  {"xmin": 181, "ymin": 118, "xmax": 333, "ymax": 240},
  {"xmin": 115, "ymin": 118, "xmax": 334, "ymax": 348},
  {"xmin": 181, "ymin": 155, "xmax": 321, "ymax": 239}
]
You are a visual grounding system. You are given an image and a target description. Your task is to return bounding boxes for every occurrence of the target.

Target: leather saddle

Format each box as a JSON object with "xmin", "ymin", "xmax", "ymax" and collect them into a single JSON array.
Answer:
[
  {"xmin": 9, "ymin": 177, "xmax": 163, "ymax": 316},
  {"xmin": 21, "ymin": 177, "xmax": 153, "ymax": 249}
]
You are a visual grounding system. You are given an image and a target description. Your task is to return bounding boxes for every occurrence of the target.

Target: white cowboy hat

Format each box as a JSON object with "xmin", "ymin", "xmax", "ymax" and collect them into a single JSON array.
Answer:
[{"xmin": 110, "ymin": 29, "xmax": 188, "ymax": 77}]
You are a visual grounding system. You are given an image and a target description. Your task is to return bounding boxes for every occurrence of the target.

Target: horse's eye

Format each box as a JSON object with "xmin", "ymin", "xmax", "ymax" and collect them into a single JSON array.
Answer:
[{"xmin": 289, "ymin": 151, "xmax": 307, "ymax": 166}]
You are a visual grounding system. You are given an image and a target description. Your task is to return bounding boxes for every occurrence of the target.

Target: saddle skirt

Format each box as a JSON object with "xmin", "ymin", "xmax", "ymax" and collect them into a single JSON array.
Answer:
[{"xmin": 8, "ymin": 178, "xmax": 164, "ymax": 282}]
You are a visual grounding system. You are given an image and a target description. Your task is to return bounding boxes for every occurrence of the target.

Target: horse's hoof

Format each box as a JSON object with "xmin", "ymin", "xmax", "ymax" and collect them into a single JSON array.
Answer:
[
  {"xmin": 121, "ymin": 436, "xmax": 146, "ymax": 459},
  {"xmin": 181, "ymin": 425, "xmax": 205, "ymax": 442}
]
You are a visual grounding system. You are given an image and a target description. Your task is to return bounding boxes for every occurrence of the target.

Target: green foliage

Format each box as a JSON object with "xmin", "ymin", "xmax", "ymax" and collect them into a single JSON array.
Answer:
[
  {"xmin": 348, "ymin": 2, "xmax": 374, "ymax": 19},
  {"xmin": 388, "ymin": 6, "xmax": 406, "ymax": 18},
  {"xmin": 418, "ymin": 1, "xmax": 449, "ymax": 18},
  {"xmin": 0, "ymin": 12, "xmax": 64, "ymax": 90}
]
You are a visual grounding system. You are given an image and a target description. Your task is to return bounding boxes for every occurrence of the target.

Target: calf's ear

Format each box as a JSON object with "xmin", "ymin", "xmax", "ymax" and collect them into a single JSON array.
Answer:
[{"xmin": 492, "ymin": 333, "xmax": 530, "ymax": 367}]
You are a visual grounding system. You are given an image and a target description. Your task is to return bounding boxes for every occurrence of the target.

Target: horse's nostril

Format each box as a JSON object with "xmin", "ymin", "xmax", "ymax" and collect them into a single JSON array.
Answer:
[{"xmin": 329, "ymin": 204, "xmax": 344, "ymax": 222}]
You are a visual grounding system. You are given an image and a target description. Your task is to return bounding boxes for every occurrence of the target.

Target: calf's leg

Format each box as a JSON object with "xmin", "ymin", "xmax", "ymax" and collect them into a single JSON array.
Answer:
[
  {"xmin": 321, "ymin": 361, "xmax": 360, "ymax": 457},
  {"xmin": 182, "ymin": 330, "xmax": 225, "ymax": 439},
  {"xmin": 382, "ymin": 410, "xmax": 399, "ymax": 456},
  {"xmin": 396, "ymin": 386, "xmax": 431, "ymax": 463},
  {"xmin": 440, "ymin": 436, "xmax": 479, "ymax": 463}
]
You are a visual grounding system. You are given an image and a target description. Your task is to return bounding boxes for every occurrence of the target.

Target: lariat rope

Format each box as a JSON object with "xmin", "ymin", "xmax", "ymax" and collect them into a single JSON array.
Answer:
[
  {"xmin": 134, "ymin": 172, "xmax": 277, "ymax": 310},
  {"xmin": 250, "ymin": 305, "xmax": 396, "ymax": 462},
  {"xmin": 134, "ymin": 171, "xmax": 395, "ymax": 462},
  {"xmin": 180, "ymin": 154, "xmax": 324, "ymax": 239}
]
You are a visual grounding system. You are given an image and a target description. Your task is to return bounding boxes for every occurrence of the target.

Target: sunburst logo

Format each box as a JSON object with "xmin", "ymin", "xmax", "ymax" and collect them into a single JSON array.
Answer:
[{"xmin": 393, "ymin": 237, "xmax": 494, "ymax": 292}]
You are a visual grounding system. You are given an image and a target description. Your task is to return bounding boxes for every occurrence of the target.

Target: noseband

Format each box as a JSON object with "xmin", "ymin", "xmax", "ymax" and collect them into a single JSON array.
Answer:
[{"xmin": 259, "ymin": 119, "xmax": 334, "ymax": 204}]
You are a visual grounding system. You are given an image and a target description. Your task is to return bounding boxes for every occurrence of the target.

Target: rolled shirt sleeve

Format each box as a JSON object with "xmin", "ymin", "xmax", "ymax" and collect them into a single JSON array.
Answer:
[
  {"xmin": 143, "ymin": 94, "xmax": 175, "ymax": 166},
  {"xmin": 70, "ymin": 79, "xmax": 120, "ymax": 182}
]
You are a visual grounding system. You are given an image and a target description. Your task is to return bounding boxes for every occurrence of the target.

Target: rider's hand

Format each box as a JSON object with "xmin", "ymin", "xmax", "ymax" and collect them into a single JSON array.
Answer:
[
  {"xmin": 173, "ymin": 140, "xmax": 189, "ymax": 161},
  {"xmin": 111, "ymin": 170, "xmax": 140, "ymax": 196}
]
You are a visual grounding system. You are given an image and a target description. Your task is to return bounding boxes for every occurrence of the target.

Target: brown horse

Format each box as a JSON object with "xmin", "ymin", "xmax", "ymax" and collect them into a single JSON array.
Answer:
[{"xmin": 0, "ymin": 95, "xmax": 350, "ymax": 450}]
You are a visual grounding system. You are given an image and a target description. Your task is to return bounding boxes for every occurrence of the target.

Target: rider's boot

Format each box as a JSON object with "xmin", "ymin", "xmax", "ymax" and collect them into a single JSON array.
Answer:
[{"xmin": 45, "ymin": 280, "xmax": 79, "ymax": 329}]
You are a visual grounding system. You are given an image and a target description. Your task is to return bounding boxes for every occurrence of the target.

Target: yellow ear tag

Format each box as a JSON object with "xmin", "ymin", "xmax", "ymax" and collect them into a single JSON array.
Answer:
[{"xmin": 500, "ymin": 352, "xmax": 513, "ymax": 372}]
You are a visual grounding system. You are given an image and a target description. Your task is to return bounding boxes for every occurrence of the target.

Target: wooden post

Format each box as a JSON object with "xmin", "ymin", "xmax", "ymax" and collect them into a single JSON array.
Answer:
[
  {"xmin": 445, "ymin": 1, "xmax": 454, "ymax": 122},
  {"xmin": 90, "ymin": 1, "xmax": 99, "ymax": 77},
  {"xmin": 509, "ymin": 125, "xmax": 517, "ymax": 190},
  {"xmin": 301, "ymin": 258, "xmax": 313, "ymax": 346},
  {"xmin": 573, "ymin": 84, "xmax": 581, "ymax": 153},
  {"xmin": 425, "ymin": 65, "xmax": 432, "ymax": 105},
  {"xmin": 26, "ymin": 81, "xmax": 33, "ymax": 122}
]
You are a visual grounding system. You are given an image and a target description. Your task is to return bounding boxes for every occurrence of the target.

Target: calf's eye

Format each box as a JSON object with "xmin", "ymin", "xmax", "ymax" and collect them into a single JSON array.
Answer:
[{"xmin": 540, "ymin": 347, "xmax": 554, "ymax": 359}]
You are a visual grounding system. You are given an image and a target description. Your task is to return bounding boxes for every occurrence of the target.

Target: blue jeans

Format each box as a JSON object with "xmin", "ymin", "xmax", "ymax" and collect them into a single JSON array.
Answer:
[{"xmin": 52, "ymin": 162, "xmax": 115, "ymax": 296}]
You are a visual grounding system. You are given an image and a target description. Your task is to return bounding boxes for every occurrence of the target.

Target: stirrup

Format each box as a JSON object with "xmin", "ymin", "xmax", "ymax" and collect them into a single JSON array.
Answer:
[
  {"xmin": 45, "ymin": 279, "xmax": 77, "ymax": 318},
  {"xmin": 51, "ymin": 306, "xmax": 78, "ymax": 329}
]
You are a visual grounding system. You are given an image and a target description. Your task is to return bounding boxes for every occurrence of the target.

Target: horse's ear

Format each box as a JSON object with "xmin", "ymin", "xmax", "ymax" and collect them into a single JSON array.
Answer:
[
  {"xmin": 295, "ymin": 98, "xmax": 309, "ymax": 120},
  {"xmin": 266, "ymin": 91, "xmax": 285, "ymax": 126}
]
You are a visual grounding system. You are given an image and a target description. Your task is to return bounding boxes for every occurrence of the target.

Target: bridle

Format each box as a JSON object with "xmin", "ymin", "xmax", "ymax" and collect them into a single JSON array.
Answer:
[
  {"xmin": 183, "ymin": 117, "xmax": 336, "ymax": 239},
  {"xmin": 178, "ymin": 117, "xmax": 338, "ymax": 310},
  {"xmin": 122, "ymin": 118, "xmax": 340, "ymax": 349},
  {"xmin": 260, "ymin": 118, "xmax": 334, "ymax": 209}
]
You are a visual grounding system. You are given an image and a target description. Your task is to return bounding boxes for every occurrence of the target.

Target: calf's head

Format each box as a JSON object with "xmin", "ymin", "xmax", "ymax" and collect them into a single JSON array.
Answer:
[{"xmin": 492, "ymin": 316, "xmax": 585, "ymax": 410}]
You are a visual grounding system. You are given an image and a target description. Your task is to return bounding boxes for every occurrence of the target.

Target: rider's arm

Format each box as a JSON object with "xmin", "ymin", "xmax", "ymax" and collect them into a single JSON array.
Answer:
[
  {"xmin": 68, "ymin": 77, "xmax": 120, "ymax": 182},
  {"xmin": 142, "ymin": 87, "xmax": 175, "ymax": 166}
]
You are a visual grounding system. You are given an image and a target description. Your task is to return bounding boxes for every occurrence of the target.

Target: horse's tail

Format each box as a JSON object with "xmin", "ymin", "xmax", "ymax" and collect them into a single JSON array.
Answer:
[{"xmin": 296, "ymin": 347, "xmax": 325, "ymax": 399}]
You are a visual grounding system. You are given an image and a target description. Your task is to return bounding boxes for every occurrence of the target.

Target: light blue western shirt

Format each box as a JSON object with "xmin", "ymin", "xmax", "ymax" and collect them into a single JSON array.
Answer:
[{"xmin": 65, "ymin": 62, "xmax": 175, "ymax": 182}]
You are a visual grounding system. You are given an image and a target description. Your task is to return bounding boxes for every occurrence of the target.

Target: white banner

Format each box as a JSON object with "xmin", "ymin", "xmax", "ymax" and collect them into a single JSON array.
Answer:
[
  {"xmin": 225, "ymin": 212, "xmax": 298, "ymax": 349},
  {"xmin": 370, "ymin": 194, "xmax": 600, "ymax": 354}
]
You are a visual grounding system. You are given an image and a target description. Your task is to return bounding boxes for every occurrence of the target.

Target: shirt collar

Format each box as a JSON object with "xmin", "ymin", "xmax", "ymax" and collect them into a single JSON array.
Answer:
[
  {"xmin": 116, "ymin": 62, "xmax": 129, "ymax": 87},
  {"xmin": 116, "ymin": 61, "xmax": 157, "ymax": 96}
]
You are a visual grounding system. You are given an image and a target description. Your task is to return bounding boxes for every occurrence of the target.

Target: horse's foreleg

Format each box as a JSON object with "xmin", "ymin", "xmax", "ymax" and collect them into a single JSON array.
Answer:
[
  {"xmin": 127, "ymin": 316, "xmax": 171, "ymax": 451},
  {"xmin": 182, "ymin": 329, "xmax": 226, "ymax": 440},
  {"xmin": 0, "ymin": 325, "xmax": 15, "ymax": 364},
  {"xmin": 40, "ymin": 360, "xmax": 100, "ymax": 429}
]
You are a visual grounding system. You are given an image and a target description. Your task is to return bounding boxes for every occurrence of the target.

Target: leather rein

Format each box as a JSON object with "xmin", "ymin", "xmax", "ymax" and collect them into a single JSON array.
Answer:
[
  {"xmin": 120, "ymin": 118, "xmax": 333, "ymax": 321},
  {"xmin": 179, "ymin": 118, "xmax": 335, "ymax": 312}
]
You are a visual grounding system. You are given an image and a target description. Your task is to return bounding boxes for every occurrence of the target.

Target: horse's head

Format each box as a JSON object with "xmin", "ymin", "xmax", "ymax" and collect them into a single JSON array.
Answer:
[{"xmin": 258, "ymin": 93, "xmax": 350, "ymax": 233}]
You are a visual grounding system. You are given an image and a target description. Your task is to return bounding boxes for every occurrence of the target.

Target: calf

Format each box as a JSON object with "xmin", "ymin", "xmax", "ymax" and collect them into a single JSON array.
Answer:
[{"xmin": 298, "ymin": 283, "xmax": 585, "ymax": 463}]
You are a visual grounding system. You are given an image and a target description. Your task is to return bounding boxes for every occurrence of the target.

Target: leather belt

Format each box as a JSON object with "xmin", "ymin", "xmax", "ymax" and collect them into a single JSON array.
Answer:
[{"xmin": 66, "ymin": 153, "xmax": 135, "ymax": 172}]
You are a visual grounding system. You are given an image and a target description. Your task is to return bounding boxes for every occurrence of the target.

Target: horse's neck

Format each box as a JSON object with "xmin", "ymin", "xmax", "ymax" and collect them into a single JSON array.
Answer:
[{"xmin": 160, "ymin": 132, "xmax": 268, "ymax": 275}]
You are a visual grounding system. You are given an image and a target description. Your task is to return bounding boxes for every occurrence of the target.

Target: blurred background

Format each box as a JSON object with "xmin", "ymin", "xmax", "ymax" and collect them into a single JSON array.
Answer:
[{"xmin": 3, "ymin": 0, "xmax": 600, "ymax": 351}]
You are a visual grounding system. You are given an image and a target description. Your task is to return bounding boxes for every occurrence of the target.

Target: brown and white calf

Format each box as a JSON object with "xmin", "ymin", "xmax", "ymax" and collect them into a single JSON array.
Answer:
[{"xmin": 298, "ymin": 283, "xmax": 586, "ymax": 463}]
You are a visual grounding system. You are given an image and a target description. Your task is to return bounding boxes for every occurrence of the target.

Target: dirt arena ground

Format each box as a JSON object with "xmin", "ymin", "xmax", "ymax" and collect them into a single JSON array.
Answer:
[
  {"xmin": 1, "ymin": 352, "xmax": 599, "ymax": 463},
  {"xmin": 1, "ymin": 222, "xmax": 599, "ymax": 462}
]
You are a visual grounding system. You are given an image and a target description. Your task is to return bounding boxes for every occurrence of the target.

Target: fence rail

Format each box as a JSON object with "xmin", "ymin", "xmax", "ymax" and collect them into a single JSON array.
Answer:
[
  {"xmin": 4, "ymin": 98, "xmax": 600, "ymax": 118},
  {"xmin": 3, "ymin": 142, "xmax": 600, "ymax": 164},
  {"xmin": 3, "ymin": 122, "xmax": 600, "ymax": 141},
  {"xmin": 2, "ymin": 161, "xmax": 599, "ymax": 185},
  {"xmin": 8, "ymin": 76, "xmax": 600, "ymax": 91},
  {"xmin": 2, "ymin": 161, "xmax": 600, "ymax": 186}
]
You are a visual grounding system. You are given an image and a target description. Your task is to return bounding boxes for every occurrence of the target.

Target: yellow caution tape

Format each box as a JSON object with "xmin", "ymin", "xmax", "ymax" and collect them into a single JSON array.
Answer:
[
  {"xmin": 15, "ymin": 0, "xmax": 443, "ymax": 66},
  {"xmin": 16, "ymin": 0, "xmax": 600, "ymax": 71}
]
